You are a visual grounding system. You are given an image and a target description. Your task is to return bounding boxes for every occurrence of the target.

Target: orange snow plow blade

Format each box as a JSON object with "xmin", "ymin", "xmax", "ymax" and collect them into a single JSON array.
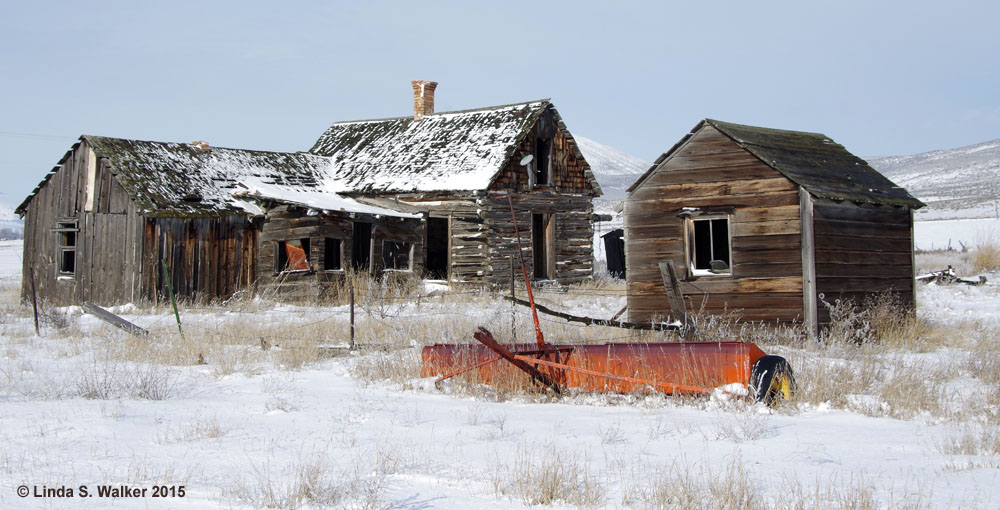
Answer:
[{"xmin": 422, "ymin": 332, "xmax": 769, "ymax": 395}]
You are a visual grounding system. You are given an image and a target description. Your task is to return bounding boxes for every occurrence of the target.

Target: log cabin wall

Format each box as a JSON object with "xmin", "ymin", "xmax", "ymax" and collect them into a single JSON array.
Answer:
[
  {"xmin": 144, "ymin": 215, "xmax": 259, "ymax": 303},
  {"xmin": 624, "ymin": 124, "xmax": 804, "ymax": 323},
  {"xmin": 256, "ymin": 205, "xmax": 425, "ymax": 300},
  {"xmin": 384, "ymin": 196, "xmax": 484, "ymax": 283},
  {"xmin": 811, "ymin": 199, "xmax": 915, "ymax": 324},
  {"xmin": 484, "ymin": 105, "xmax": 596, "ymax": 285},
  {"xmin": 21, "ymin": 140, "xmax": 146, "ymax": 306},
  {"xmin": 482, "ymin": 192, "xmax": 594, "ymax": 286}
]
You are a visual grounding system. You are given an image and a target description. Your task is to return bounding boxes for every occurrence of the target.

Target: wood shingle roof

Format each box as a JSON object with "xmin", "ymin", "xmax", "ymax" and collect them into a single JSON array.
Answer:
[
  {"xmin": 309, "ymin": 99, "xmax": 555, "ymax": 194},
  {"xmin": 629, "ymin": 119, "xmax": 925, "ymax": 208}
]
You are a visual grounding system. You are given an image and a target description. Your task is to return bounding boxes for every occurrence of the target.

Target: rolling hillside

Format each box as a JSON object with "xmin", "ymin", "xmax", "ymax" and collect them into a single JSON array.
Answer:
[
  {"xmin": 574, "ymin": 135, "xmax": 649, "ymax": 213},
  {"xmin": 869, "ymin": 138, "xmax": 1000, "ymax": 220}
]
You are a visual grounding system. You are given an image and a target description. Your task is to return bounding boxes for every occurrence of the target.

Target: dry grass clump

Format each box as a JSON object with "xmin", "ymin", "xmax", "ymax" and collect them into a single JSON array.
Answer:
[
  {"xmin": 224, "ymin": 455, "xmax": 388, "ymax": 510},
  {"xmin": 75, "ymin": 355, "xmax": 182, "ymax": 400},
  {"xmin": 817, "ymin": 292, "xmax": 946, "ymax": 351},
  {"xmin": 491, "ymin": 445, "xmax": 602, "ymax": 507},
  {"xmin": 639, "ymin": 458, "xmax": 760, "ymax": 510},
  {"xmin": 0, "ymin": 281, "xmax": 28, "ymax": 321},
  {"xmin": 156, "ymin": 416, "xmax": 227, "ymax": 443},
  {"xmin": 970, "ymin": 237, "xmax": 1000, "ymax": 273}
]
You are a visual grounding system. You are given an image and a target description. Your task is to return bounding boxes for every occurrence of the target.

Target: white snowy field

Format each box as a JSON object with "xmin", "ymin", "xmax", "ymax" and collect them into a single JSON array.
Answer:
[
  {"xmin": 1, "ymin": 240, "xmax": 999, "ymax": 509},
  {"xmin": 914, "ymin": 218, "xmax": 1000, "ymax": 252}
]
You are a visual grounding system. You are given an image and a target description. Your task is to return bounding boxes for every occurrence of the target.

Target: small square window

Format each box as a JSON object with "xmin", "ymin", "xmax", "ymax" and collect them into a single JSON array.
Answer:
[
  {"xmin": 276, "ymin": 239, "xmax": 310, "ymax": 272},
  {"xmin": 688, "ymin": 216, "xmax": 730, "ymax": 276},
  {"xmin": 382, "ymin": 241, "xmax": 411, "ymax": 270}
]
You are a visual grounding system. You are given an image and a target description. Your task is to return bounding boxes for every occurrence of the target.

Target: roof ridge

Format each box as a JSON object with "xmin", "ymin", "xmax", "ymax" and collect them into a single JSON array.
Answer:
[
  {"xmin": 324, "ymin": 98, "xmax": 551, "ymax": 126},
  {"xmin": 84, "ymin": 135, "xmax": 322, "ymax": 158},
  {"xmin": 705, "ymin": 118, "xmax": 830, "ymax": 140}
]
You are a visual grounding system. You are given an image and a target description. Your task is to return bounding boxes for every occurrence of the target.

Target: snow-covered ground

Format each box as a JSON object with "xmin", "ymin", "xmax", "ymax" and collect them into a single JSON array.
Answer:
[
  {"xmin": 915, "ymin": 217, "xmax": 1000, "ymax": 252},
  {"xmin": 0, "ymin": 240, "xmax": 21, "ymax": 285},
  {"xmin": 1, "ymin": 240, "xmax": 998, "ymax": 509}
]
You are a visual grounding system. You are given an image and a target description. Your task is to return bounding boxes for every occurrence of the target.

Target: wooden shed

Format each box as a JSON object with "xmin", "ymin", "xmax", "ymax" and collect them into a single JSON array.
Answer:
[
  {"xmin": 623, "ymin": 119, "xmax": 924, "ymax": 332},
  {"xmin": 309, "ymin": 81, "xmax": 603, "ymax": 286}
]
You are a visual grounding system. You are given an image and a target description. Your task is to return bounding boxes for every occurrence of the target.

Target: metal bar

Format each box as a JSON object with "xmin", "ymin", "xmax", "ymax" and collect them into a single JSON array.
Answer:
[
  {"xmin": 512, "ymin": 355, "xmax": 715, "ymax": 395},
  {"xmin": 160, "ymin": 258, "xmax": 183, "ymax": 338},
  {"xmin": 473, "ymin": 327, "xmax": 561, "ymax": 393},
  {"xmin": 506, "ymin": 195, "xmax": 546, "ymax": 348},
  {"xmin": 434, "ymin": 355, "xmax": 503, "ymax": 383}
]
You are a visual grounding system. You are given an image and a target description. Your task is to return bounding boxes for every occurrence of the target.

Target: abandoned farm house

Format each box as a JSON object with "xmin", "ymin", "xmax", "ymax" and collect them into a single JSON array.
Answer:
[
  {"xmin": 308, "ymin": 81, "xmax": 601, "ymax": 287},
  {"xmin": 623, "ymin": 119, "xmax": 924, "ymax": 333},
  {"xmin": 16, "ymin": 81, "xmax": 601, "ymax": 306}
]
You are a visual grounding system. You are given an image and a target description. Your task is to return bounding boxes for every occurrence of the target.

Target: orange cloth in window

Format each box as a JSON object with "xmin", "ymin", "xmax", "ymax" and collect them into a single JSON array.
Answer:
[{"xmin": 285, "ymin": 241, "xmax": 308, "ymax": 271}]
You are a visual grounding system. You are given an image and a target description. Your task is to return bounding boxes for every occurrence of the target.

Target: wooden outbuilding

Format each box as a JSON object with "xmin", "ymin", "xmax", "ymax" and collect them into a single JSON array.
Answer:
[{"xmin": 623, "ymin": 119, "xmax": 924, "ymax": 332}]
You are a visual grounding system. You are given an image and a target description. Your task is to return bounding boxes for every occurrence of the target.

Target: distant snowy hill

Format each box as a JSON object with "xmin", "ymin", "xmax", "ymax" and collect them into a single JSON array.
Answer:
[
  {"xmin": 0, "ymin": 202, "xmax": 24, "ymax": 238},
  {"xmin": 869, "ymin": 138, "xmax": 1000, "ymax": 220},
  {"xmin": 575, "ymin": 136, "xmax": 649, "ymax": 212}
]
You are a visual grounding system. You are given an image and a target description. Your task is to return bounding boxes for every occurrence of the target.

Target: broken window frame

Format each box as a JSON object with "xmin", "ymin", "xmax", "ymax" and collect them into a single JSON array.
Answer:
[
  {"xmin": 531, "ymin": 137, "xmax": 553, "ymax": 187},
  {"xmin": 53, "ymin": 219, "xmax": 78, "ymax": 279},
  {"xmin": 683, "ymin": 213, "xmax": 732, "ymax": 278},
  {"xmin": 381, "ymin": 241, "xmax": 413, "ymax": 271},
  {"xmin": 275, "ymin": 238, "xmax": 311, "ymax": 273}
]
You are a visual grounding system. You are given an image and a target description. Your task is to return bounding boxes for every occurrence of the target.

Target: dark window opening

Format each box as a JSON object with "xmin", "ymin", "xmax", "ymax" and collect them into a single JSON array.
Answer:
[
  {"xmin": 55, "ymin": 220, "xmax": 78, "ymax": 276},
  {"xmin": 532, "ymin": 213, "xmax": 555, "ymax": 279},
  {"xmin": 382, "ymin": 241, "xmax": 411, "ymax": 270},
  {"xmin": 691, "ymin": 218, "xmax": 730, "ymax": 274},
  {"xmin": 276, "ymin": 239, "xmax": 310, "ymax": 272},
  {"xmin": 324, "ymin": 238, "xmax": 342, "ymax": 270},
  {"xmin": 352, "ymin": 222, "xmax": 372, "ymax": 270},
  {"xmin": 426, "ymin": 217, "xmax": 449, "ymax": 279},
  {"xmin": 533, "ymin": 137, "xmax": 552, "ymax": 186}
]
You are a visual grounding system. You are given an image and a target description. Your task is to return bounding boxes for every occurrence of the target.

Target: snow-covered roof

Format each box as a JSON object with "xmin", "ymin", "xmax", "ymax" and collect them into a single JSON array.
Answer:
[
  {"xmin": 44, "ymin": 136, "xmax": 339, "ymax": 217},
  {"xmin": 233, "ymin": 181, "xmax": 421, "ymax": 219},
  {"xmin": 309, "ymin": 100, "xmax": 551, "ymax": 194}
]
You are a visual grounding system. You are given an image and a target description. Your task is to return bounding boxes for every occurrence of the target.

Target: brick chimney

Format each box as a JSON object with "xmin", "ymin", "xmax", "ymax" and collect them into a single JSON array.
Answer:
[{"xmin": 411, "ymin": 80, "xmax": 438, "ymax": 121}]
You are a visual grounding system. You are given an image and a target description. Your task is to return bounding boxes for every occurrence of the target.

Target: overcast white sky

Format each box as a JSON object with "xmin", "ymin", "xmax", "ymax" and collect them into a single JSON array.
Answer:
[{"xmin": 2, "ymin": 1, "xmax": 998, "ymax": 209}]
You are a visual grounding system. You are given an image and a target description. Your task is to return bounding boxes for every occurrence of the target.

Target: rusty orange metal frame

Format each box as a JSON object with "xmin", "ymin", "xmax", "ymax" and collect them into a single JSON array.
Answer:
[{"xmin": 422, "ymin": 332, "xmax": 768, "ymax": 395}]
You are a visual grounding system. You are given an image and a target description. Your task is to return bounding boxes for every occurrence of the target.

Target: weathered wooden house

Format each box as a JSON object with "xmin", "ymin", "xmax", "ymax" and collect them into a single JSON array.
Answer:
[
  {"xmin": 308, "ymin": 81, "xmax": 602, "ymax": 286},
  {"xmin": 15, "ymin": 136, "xmax": 418, "ymax": 306},
  {"xmin": 17, "ymin": 81, "xmax": 601, "ymax": 305},
  {"xmin": 623, "ymin": 119, "xmax": 924, "ymax": 332}
]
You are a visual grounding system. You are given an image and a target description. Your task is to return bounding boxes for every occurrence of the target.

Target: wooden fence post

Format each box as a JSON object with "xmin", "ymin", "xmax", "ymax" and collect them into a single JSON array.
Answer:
[
  {"xmin": 29, "ymin": 266, "xmax": 40, "ymax": 336},
  {"xmin": 349, "ymin": 281, "xmax": 356, "ymax": 350},
  {"xmin": 510, "ymin": 256, "xmax": 517, "ymax": 341}
]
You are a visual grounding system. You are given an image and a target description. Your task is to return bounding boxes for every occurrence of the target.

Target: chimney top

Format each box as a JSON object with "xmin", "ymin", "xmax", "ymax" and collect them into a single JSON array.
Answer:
[
  {"xmin": 190, "ymin": 140, "xmax": 211, "ymax": 152},
  {"xmin": 411, "ymin": 80, "xmax": 438, "ymax": 121}
]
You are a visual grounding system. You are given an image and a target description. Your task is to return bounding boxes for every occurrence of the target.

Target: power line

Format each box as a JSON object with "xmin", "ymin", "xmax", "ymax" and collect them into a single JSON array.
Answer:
[{"xmin": 0, "ymin": 130, "xmax": 76, "ymax": 142}]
